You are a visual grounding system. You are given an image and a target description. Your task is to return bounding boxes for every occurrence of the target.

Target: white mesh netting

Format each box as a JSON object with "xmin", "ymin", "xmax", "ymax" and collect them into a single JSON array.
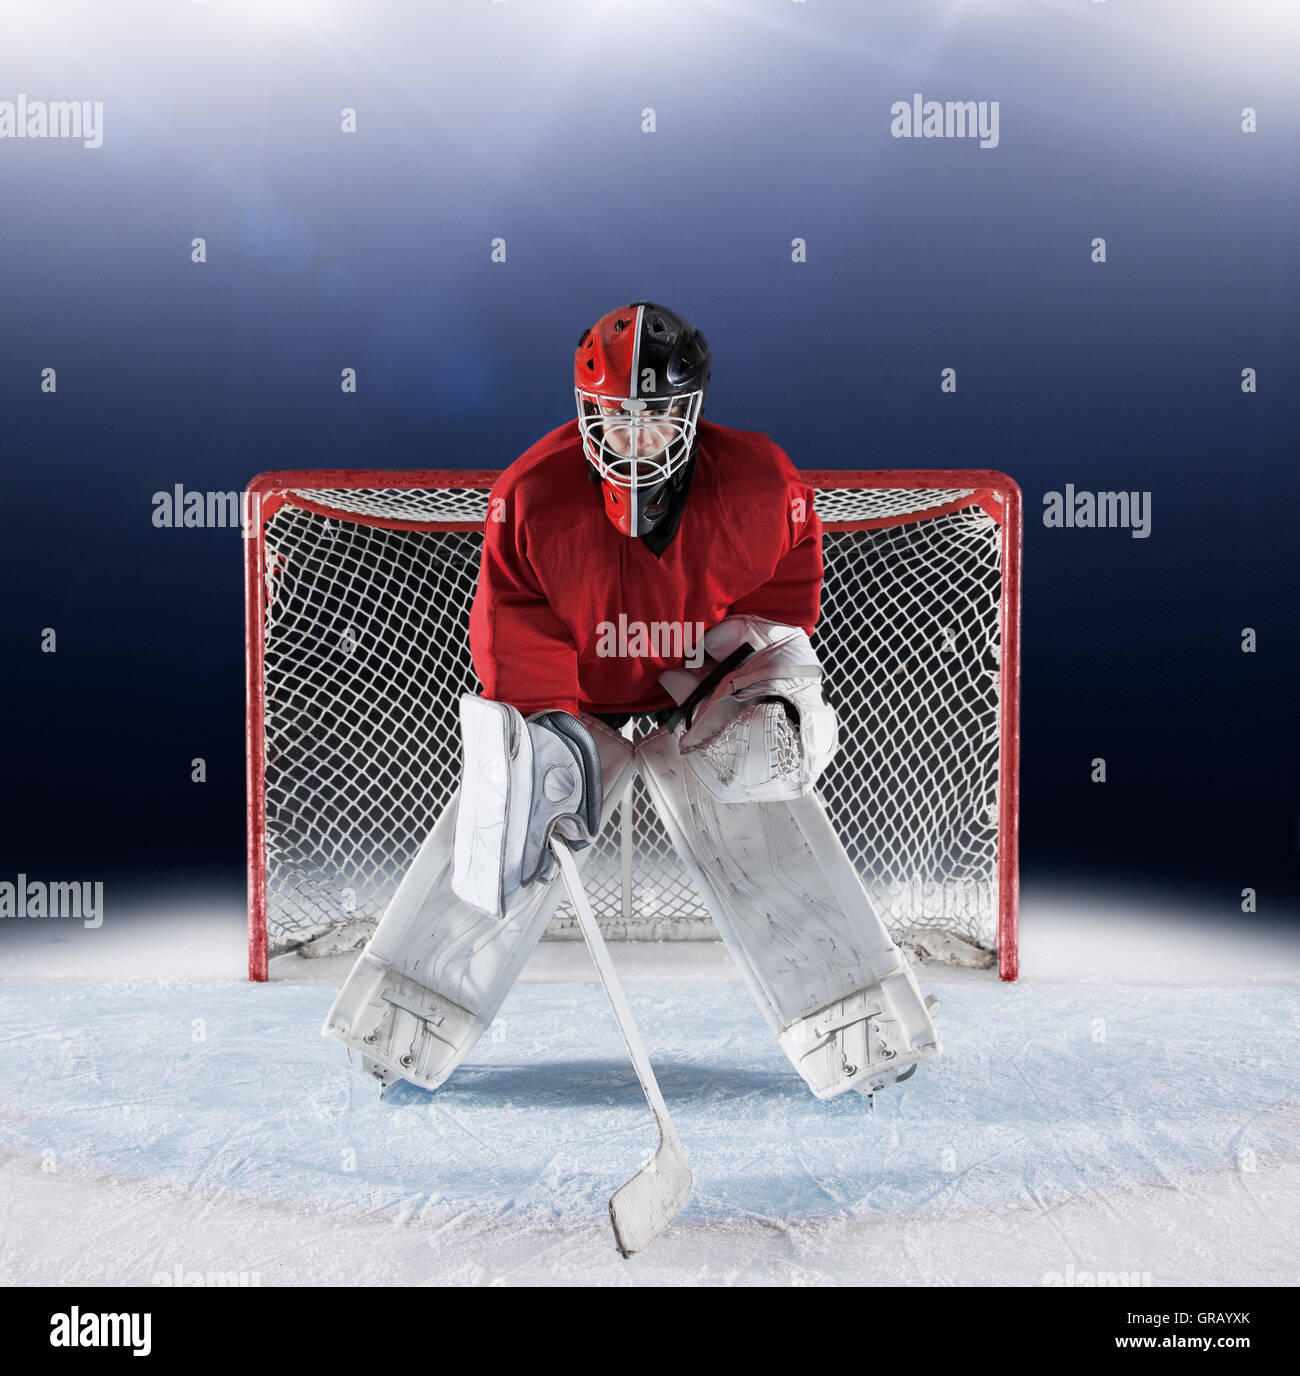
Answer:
[{"xmin": 254, "ymin": 481, "xmax": 1006, "ymax": 960}]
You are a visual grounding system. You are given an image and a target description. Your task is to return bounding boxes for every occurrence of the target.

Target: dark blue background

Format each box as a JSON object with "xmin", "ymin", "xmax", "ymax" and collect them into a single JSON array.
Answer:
[{"xmin": 1, "ymin": 1, "xmax": 1296, "ymax": 908}]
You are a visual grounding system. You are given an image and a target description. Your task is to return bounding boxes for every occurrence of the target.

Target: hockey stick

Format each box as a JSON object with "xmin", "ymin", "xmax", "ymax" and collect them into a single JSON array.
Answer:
[{"xmin": 549, "ymin": 835, "xmax": 693, "ymax": 1256}]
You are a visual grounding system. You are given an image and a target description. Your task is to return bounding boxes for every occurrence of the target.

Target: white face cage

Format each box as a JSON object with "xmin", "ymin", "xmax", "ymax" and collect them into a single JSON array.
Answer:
[{"xmin": 575, "ymin": 388, "xmax": 704, "ymax": 492}]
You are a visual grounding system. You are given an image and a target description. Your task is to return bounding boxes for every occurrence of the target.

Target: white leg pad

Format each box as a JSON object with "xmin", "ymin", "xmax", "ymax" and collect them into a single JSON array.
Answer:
[
  {"xmin": 636, "ymin": 724, "xmax": 940, "ymax": 1098},
  {"xmin": 323, "ymin": 716, "xmax": 636, "ymax": 1091}
]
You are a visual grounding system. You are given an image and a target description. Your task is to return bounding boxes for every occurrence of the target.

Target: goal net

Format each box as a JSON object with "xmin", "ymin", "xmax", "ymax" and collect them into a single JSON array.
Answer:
[{"xmin": 246, "ymin": 470, "xmax": 1020, "ymax": 980}]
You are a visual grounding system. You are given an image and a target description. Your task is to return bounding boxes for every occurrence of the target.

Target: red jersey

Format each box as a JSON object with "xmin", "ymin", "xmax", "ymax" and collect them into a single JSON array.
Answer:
[{"xmin": 468, "ymin": 419, "xmax": 822, "ymax": 716}]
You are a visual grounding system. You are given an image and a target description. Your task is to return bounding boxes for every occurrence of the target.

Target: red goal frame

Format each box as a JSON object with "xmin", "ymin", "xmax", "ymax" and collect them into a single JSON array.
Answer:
[{"xmin": 245, "ymin": 469, "xmax": 1021, "ymax": 982}]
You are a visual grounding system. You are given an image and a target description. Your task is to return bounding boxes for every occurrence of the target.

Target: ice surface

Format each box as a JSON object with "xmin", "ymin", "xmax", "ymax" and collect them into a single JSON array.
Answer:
[{"xmin": 0, "ymin": 883, "xmax": 1297, "ymax": 1286}]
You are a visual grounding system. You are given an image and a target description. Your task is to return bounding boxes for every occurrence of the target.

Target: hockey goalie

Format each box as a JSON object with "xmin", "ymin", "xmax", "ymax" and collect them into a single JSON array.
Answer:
[{"xmin": 323, "ymin": 300, "xmax": 940, "ymax": 1137}]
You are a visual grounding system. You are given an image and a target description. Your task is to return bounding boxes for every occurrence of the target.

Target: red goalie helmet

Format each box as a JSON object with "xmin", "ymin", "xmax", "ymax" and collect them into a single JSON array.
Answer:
[{"xmin": 574, "ymin": 301, "xmax": 711, "ymax": 537}]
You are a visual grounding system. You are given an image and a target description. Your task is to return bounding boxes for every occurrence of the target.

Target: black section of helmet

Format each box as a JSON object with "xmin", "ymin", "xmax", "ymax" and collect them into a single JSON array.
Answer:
[{"xmin": 627, "ymin": 301, "xmax": 711, "ymax": 404}]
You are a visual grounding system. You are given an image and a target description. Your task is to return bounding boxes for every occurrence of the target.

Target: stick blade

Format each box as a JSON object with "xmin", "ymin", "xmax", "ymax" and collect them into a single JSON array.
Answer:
[{"xmin": 609, "ymin": 1130, "xmax": 693, "ymax": 1257}]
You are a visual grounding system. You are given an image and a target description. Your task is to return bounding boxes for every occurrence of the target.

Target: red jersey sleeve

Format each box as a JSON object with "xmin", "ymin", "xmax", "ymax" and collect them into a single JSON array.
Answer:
[
  {"xmin": 467, "ymin": 494, "xmax": 582, "ymax": 716},
  {"xmin": 725, "ymin": 466, "xmax": 823, "ymax": 634}
]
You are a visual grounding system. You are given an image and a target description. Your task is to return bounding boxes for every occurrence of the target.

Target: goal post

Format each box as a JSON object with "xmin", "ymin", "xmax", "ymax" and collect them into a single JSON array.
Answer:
[{"xmin": 246, "ymin": 469, "xmax": 1021, "ymax": 982}]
